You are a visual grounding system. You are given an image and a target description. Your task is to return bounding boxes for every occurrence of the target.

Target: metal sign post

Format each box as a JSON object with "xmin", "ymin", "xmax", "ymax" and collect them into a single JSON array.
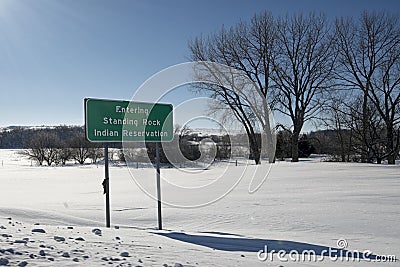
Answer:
[
  {"xmin": 104, "ymin": 145, "xmax": 111, "ymax": 228},
  {"xmin": 156, "ymin": 142, "xmax": 162, "ymax": 230}
]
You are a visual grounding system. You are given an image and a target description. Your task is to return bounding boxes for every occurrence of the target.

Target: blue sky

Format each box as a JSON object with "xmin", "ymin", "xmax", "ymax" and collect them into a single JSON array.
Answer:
[{"xmin": 0, "ymin": 0, "xmax": 399, "ymax": 127}]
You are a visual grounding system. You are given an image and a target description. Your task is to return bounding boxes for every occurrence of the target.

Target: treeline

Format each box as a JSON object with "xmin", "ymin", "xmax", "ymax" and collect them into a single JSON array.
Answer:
[
  {"xmin": 0, "ymin": 126, "xmax": 104, "ymax": 166},
  {"xmin": 0, "ymin": 125, "xmax": 396, "ymax": 165},
  {"xmin": 0, "ymin": 126, "xmax": 234, "ymax": 166},
  {"xmin": 0, "ymin": 126, "xmax": 82, "ymax": 149},
  {"xmin": 0, "ymin": 126, "xmax": 289, "ymax": 166}
]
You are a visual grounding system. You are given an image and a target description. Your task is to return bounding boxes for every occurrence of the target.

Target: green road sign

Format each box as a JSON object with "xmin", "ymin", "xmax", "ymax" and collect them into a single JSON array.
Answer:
[{"xmin": 85, "ymin": 98, "xmax": 173, "ymax": 142}]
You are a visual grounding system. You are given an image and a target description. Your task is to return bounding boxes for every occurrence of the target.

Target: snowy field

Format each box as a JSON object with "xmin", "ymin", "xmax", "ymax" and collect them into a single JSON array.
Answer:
[{"xmin": 0, "ymin": 149, "xmax": 399, "ymax": 266}]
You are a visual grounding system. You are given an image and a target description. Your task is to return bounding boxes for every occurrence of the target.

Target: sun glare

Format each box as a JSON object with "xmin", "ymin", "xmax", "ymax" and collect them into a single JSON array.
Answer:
[
  {"xmin": 0, "ymin": 0, "xmax": 11, "ymax": 13},
  {"xmin": 0, "ymin": 0, "xmax": 17, "ymax": 21}
]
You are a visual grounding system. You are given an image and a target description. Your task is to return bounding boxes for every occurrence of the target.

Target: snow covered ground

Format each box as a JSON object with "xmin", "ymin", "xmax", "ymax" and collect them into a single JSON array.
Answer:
[{"xmin": 0, "ymin": 149, "xmax": 399, "ymax": 266}]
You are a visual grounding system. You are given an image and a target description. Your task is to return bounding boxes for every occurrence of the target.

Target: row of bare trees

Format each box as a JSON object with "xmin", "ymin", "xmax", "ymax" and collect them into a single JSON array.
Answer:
[
  {"xmin": 189, "ymin": 11, "xmax": 400, "ymax": 164},
  {"xmin": 332, "ymin": 13, "xmax": 400, "ymax": 164},
  {"xmin": 21, "ymin": 131, "xmax": 103, "ymax": 166}
]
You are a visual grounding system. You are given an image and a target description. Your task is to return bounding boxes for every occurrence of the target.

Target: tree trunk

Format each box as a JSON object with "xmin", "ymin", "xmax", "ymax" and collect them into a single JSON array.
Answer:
[
  {"xmin": 339, "ymin": 134, "xmax": 346, "ymax": 162},
  {"xmin": 347, "ymin": 129, "xmax": 354, "ymax": 162},
  {"xmin": 250, "ymin": 144, "xmax": 261, "ymax": 165},
  {"xmin": 291, "ymin": 131, "xmax": 300, "ymax": 162},
  {"xmin": 361, "ymin": 90, "xmax": 369, "ymax": 163},
  {"xmin": 263, "ymin": 123, "xmax": 275, "ymax": 164},
  {"xmin": 249, "ymin": 135, "xmax": 261, "ymax": 165},
  {"xmin": 386, "ymin": 124, "xmax": 395, "ymax": 165},
  {"xmin": 254, "ymin": 150, "xmax": 261, "ymax": 165}
]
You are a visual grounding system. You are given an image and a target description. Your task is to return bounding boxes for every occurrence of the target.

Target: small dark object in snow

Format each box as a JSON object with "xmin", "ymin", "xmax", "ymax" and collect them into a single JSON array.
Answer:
[
  {"xmin": 101, "ymin": 257, "xmax": 108, "ymax": 261},
  {"xmin": 1, "ymin": 234, "xmax": 11, "ymax": 238},
  {"xmin": 15, "ymin": 252, "xmax": 22, "ymax": 256},
  {"xmin": 0, "ymin": 258, "xmax": 9, "ymax": 266},
  {"xmin": 29, "ymin": 254, "xmax": 35, "ymax": 259},
  {"xmin": 75, "ymin": 237, "xmax": 85, "ymax": 241},
  {"xmin": 83, "ymin": 255, "xmax": 89, "ymax": 259},
  {"xmin": 17, "ymin": 261, "xmax": 28, "ymax": 267},
  {"xmin": 32, "ymin": 229, "xmax": 46, "ymax": 234},
  {"xmin": 67, "ymin": 226, "xmax": 74, "ymax": 229},
  {"xmin": 39, "ymin": 250, "xmax": 45, "ymax": 257},
  {"xmin": 73, "ymin": 258, "xmax": 80, "ymax": 262},
  {"xmin": 5, "ymin": 248, "xmax": 14, "ymax": 254},
  {"xmin": 0, "ymin": 226, "xmax": 5, "ymax": 229},
  {"xmin": 241, "ymin": 254, "xmax": 245, "ymax": 257},
  {"xmin": 174, "ymin": 263, "xmax": 183, "ymax": 267},
  {"xmin": 54, "ymin": 236, "xmax": 66, "ymax": 242},
  {"xmin": 62, "ymin": 252, "xmax": 70, "ymax": 258},
  {"xmin": 92, "ymin": 228, "xmax": 102, "ymax": 236},
  {"xmin": 120, "ymin": 252, "xmax": 129, "ymax": 257},
  {"xmin": 6, "ymin": 217, "xmax": 11, "ymax": 220},
  {"xmin": 34, "ymin": 223, "xmax": 40, "ymax": 225},
  {"xmin": 138, "ymin": 259, "xmax": 143, "ymax": 263},
  {"xmin": 110, "ymin": 257, "xmax": 121, "ymax": 261},
  {"xmin": 115, "ymin": 237, "xmax": 120, "ymax": 240},
  {"xmin": 48, "ymin": 258, "xmax": 54, "ymax": 261}
]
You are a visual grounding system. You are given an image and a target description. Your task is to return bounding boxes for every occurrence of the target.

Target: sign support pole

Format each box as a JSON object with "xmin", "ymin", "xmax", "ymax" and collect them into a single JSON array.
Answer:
[
  {"xmin": 156, "ymin": 142, "xmax": 162, "ymax": 230},
  {"xmin": 104, "ymin": 145, "xmax": 111, "ymax": 228}
]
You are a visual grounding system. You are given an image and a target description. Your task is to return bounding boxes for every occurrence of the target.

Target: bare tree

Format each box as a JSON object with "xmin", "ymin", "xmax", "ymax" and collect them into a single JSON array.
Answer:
[
  {"xmin": 69, "ymin": 134, "xmax": 92, "ymax": 165},
  {"xmin": 272, "ymin": 13, "xmax": 336, "ymax": 162},
  {"xmin": 88, "ymin": 146, "xmax": 103, "ymax": 164},
  {"xmin": 349, "ymin": 96, "xmax": 387, "ymax": 163},
  {"xmin": 21, "ymin": 146, "xmax": 45, "ymax": 166},
  {"xmin": 22, "ymin": 131, "xmax": 60, "ymax": 166},
  {"xmin": 324, "ymin": 90, "xmax": 390, "ymax": 163},
  {"xmin": 189, "ymin": 12, "xmax": 277, "ymax": 164},
  {"xmin": 323, "ymin": 94, "xmax": 354, "ymax": 162},
  {"xmin": 335, "ymin": 11, "xmax": 400, "ymax": 164},
  {"xmin": 56, "ymin": 141, "xmax": 72, "ymax": 165}
]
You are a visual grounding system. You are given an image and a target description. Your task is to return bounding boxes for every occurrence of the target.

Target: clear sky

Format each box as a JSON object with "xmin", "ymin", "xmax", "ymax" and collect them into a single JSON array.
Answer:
[{"xmin": 0, "ymin": 0, "xmax": 399, "ymax": 127}]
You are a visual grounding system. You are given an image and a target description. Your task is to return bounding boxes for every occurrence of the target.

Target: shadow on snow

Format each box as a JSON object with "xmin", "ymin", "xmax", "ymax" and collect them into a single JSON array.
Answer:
[{"xmin": 155, "ymin": 232, "xmax": 378, "ymax": 260}]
